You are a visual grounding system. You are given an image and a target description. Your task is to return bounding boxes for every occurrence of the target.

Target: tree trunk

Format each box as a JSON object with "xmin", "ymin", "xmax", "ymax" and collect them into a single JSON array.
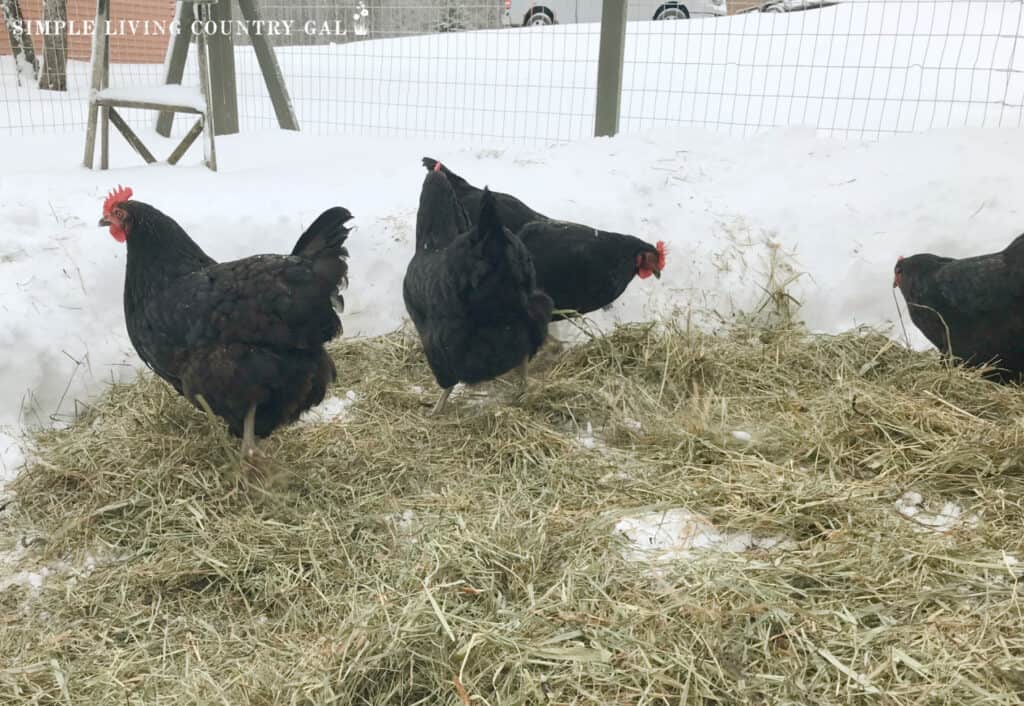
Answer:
[
  {"xmin": 2, "ymin": 0, "xmax": 39, "ymax": 82},
  {"xmin": 38, "ymin": 0, "xmax": 67, "ymax": 91}
]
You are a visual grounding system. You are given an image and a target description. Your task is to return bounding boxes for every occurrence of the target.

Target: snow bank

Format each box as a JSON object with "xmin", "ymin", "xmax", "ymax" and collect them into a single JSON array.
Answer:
[{"xmin": 0, "ymin": 123, "xmax": 1022, "ymax": 487}]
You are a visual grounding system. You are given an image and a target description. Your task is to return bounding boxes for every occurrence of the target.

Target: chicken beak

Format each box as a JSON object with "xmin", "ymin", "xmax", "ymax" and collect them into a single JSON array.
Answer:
[
  {"xmin": 98, "ymin": 217, "xmax": 111, "ymax": 227},
  {"xmin": 653, "ymin": 269, "xmax": 662, "ymax": 280}
]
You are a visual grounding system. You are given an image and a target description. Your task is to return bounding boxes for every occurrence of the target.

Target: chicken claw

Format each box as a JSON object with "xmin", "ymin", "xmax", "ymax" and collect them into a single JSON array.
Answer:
[{"xmin": 430, "ymin": 387, "xmax": 453, "ymax": 416}]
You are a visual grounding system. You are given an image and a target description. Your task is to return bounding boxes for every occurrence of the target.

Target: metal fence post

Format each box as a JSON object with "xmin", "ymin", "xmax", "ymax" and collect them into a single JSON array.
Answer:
[{"xmin": 594, "ymin": 0, "xmax": 627, "ymax": 138}]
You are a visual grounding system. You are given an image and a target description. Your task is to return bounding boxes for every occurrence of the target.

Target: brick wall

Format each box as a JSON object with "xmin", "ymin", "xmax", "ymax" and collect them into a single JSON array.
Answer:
[{"xmin": 1, "ymin": 0, "xmax": 175, "ymax": 63}]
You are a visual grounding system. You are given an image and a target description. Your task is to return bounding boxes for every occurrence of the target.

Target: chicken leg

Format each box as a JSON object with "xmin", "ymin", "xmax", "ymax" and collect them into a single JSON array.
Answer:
[
  {"xmin": 430, "ymin": 387, "xmax": 453, "ymax": 416},
  {"xmin": 240, "ymin": 403, "xmax": 258, "ymax": 466},
  {"xmin": 516, "ymin": 358, "xmax": 529, "ymax": 403}
]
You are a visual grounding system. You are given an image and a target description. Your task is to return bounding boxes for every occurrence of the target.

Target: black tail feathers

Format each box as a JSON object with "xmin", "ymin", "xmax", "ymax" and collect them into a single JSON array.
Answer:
[
  {"xmin": 291, "ymin": 206, "xmax": 353, "ymax": 260},
  {"xmin": 474, "ymin": 188, "xmax": 503, "ymax": 242},
  {"xmin": 292, "ymin": 207, "xmax": 352, "ymax": 315}
]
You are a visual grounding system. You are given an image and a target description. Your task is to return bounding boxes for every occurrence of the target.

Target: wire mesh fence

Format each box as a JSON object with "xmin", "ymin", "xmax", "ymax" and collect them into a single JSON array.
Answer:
[
  {"xmin": 621, "ymin": 0, "xmax": 1024, "ymax": 140},
  {"xmin": 1, "ymin": 0, "xmax": 1022, "ymax": 144}
]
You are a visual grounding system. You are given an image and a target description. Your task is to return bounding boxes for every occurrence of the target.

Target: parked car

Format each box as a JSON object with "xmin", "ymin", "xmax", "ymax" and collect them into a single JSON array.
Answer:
[
  {"xmin": 736, "ymin": 0, "xmax": 838, "ymax": 13},
  {"xmin": 503, "ymin": 0, "xmax": 727, "ymax": 26}
]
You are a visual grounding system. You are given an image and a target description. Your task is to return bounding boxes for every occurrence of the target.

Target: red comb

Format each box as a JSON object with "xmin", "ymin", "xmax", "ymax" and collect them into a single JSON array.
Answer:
[
  {"xmin": 656, "ymin": 240, "xmax": 667, "ymax": 270},
  {"xmin": 897, "ymin": 255, "xmax": 904, "ymax": 262},
  {"xmin": 433, "ymin": 162, "xmax": 442, "ymax": 173},
  {"xmin": 103, "ymin": 185, "xmax": 133, "ymax": 217}
]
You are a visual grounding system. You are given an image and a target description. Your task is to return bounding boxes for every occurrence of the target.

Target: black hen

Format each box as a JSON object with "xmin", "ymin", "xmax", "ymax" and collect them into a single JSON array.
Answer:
[
  {"xmin": 894, "ymin": 233, "xmax": 1024, "ymax": 380},
  {"xmin": 403, "ymin": 168, "xmax": 553, "ymax": 414},
  {"xmin": 99, "ymin": 185, "xmax": 352, "ymax": 462},
  {"xmin": 422, "ymin": 156, "xmax": 548, "ymax": 234},
  {"xmin": 517, "ymin": 221, "xmax": 665, "ymax": 318},
  {"xmin": 421, "ymin": 157, "xmax": 666, "ymax": 320}
]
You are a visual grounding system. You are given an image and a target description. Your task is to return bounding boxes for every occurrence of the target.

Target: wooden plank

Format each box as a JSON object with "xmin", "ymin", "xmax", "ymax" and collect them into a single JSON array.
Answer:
[
  {"xmin": 167, "ymin": 118, "xmax": 205, "ymax": 165},
  {"xmin": 206, "ymin": 0, "xmax": 239, "ymax": 135},
  {"xmin": 194, "ymin": 8, "xmax": 218, "ymax": 171},
  {"xmin": 238, "ymin": 0, "xmax": 299, "ymax": 131},
  {"xmin": 100, "ymin": 106, "xmax": 109, "ymax": 170},
  {"xmin": 594, "ymin": 0, "xmax": 628, "ymax": 138},
  {"xmin": 155, "ymin": 1, "xmax": 192, "ymax": 137},
  {"xmin": 82, "ymin": 0, "xmax": 110, "ymax": 168},
  {"xmin": 108, "ymin": 108, "xmax": 157, "ymax": 164},
  {"xmin": 96, "ymin": 97, "xmax": 204, "ymax": 114},
  {"xmin": 101, "ymin": 17, "xmax": 109, "ymax": 92},
  {"xmin": 99, "ymin": 23, "xmax": 110, "ymax": 170}
]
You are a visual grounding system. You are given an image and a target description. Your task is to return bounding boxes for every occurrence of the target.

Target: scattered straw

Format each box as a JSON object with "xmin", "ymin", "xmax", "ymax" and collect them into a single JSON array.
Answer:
[{"xmin": 1, "ymin": 319, "xmax": 1023, "ymax": 704}]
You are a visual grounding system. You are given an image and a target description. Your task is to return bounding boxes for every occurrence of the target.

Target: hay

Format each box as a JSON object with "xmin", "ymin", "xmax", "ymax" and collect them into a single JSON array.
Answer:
[{"xmin": 1, "ymin": 319, "xmax": 1023, "ymax": 704}]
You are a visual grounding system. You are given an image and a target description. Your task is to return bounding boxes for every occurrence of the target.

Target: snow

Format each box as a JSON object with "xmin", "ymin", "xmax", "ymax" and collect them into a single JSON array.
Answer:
[
  {"xmin": 895, "ymin": 490, "xmax": 980, "ymax": 534},
  {"xmin": 0, "ymin": 2, "xmax": 1022, "ymax": 511},
  {"xmin": 0, "ymin": 539, "xmax": 127, "ymax": 598},
  {"xmin": 1, "ymin": 124, "xmax": 1023, "ymax": 482},
  {"xmin": 615, "ymin": 508, "xmax": 794, "ymax": 565},
  {"xmin": 2, "ymin": 2, "xmax": 1022, "ymax": 141},
  {"xmin": 578, "ymin": 422, "xmax": 599, "ymax": 449},
  {"xmin": 0, "ymin": 433, "xmax": 24, "ymax": 484},
  {"xmin": 94, "ymin": 84, "xmax": 207, "ymax": 112},
  {"xmin": 297, "ymin": 390, "xmax": 358, "ymax": 426}
]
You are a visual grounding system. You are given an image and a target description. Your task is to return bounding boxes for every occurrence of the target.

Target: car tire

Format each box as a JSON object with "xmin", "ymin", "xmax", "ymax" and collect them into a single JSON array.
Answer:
[
  {"xmin": 524, "ymin": 9, "xmax": 554, "ymax": 26},
  {"xmin": 655, "ymin": 5, "xmax": 691, "ymax": 20}
]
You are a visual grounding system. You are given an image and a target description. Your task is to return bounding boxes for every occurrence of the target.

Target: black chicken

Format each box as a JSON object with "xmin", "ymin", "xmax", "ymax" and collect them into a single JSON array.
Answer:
[
  {"xmin": 421, "ymin": 156, "xmax": 548, "ymax": 234},
  {"xmin": 403, "ymin": 167, "xmax": 553, "ymax": 414},
  {"xmin": 421, "ymin": 157, "xmax": 666, "ymax": 319},
  {"xmin": 99, "ymin": 185, "xmax": 352, "ymax": 462},
  {"xmin": 894, "ymin": 233, "xmax": 1024, "ymax": 380},
  {"xmin": 517, "ymin": 221, "xmax": 665, "ymax": 318}
]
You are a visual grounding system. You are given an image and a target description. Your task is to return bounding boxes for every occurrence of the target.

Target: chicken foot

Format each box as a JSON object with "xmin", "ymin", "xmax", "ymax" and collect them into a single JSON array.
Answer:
[{"xmin": 430, "ymin": 387, "xmax": 453, "ymax": 416}]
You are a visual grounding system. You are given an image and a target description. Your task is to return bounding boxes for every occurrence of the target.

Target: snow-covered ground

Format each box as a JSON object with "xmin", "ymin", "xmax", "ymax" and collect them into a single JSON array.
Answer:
[
  {"xmin": 2, "ymin": 122, "xmax": 1023, "ymax": 484},
  {"xmin": 2, "ymin": 1, "xmax": 1022, "ymax": 141},
  {"xmin": 0, "ymin": 0, "xmax": 1022, "ymax": 486}
]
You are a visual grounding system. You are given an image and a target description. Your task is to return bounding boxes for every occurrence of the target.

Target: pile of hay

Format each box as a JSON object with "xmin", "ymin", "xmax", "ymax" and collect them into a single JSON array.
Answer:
[{"xmin": 2, "ymin": 320, "xmax": 1023, "ymax": 704}]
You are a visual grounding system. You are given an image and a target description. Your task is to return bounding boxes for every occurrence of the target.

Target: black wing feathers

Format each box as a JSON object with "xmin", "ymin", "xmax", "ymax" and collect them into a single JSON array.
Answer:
[{"xmin": 403, "ymin": 172, "xmax": 552, "ymax": 391}]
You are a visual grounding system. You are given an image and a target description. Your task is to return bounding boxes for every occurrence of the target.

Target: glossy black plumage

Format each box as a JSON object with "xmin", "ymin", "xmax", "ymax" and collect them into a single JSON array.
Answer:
[
  {"xmin": 421, "ymin": 157, "xmax": 664, "ymax": 319},
  {"xmin": 116, "ymin": 200, "xmax": 352, "ymax": 437},
  {"xmin": 421, "ymin": 156, "xmax": 547, "ymax": 234},
  {"xmin": 895, "ymin": 233, "xmax": 1024, "ymax": 380},
  {"xmin": 517, "ymin": 221, "xmax": 661, "ymax": 317},
  {"xmin": 402, "ymin": 169, "xmax": 552, "ymax": 394}
]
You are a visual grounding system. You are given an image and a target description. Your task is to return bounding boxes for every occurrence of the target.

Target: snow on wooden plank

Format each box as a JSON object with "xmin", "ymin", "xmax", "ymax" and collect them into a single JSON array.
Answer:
[{"xmin": 94, "ymin": 84, "xmax": 207, "ymax": 113}]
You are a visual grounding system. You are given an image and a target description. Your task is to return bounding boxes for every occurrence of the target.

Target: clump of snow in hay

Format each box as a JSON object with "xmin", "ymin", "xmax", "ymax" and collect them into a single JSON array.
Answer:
[
  {"xmin": 615, "ymin": 508, "xmax": 794, "ymax": 565},
  {"xmin": 895, "ymin": 491, "xmax": 980, "ymax": 534},
  {"xmin": 297, "ymin": 390, "xmax": 358, "ymax": 426}
]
